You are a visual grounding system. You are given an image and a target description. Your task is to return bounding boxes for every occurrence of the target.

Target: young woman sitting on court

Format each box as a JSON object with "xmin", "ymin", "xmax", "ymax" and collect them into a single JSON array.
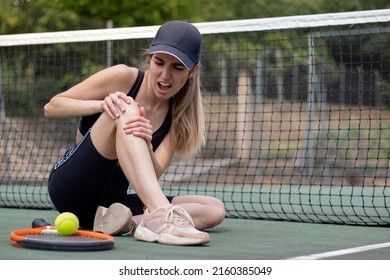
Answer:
[{"xmin": 44, "ymin": 20, "xmax": 225, "ymax": 246}]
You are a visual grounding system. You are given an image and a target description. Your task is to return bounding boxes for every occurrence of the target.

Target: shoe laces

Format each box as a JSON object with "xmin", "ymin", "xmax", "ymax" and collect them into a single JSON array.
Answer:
[{"xmin": 166, "ymin": 205, "xmax": 195, "ymax": 227}]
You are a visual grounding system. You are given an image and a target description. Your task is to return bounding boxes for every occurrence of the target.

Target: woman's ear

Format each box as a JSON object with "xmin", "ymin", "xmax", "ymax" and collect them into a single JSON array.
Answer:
[{"xmin": 189, "ymin": 64, "xmax": 200, "ymax": 79}]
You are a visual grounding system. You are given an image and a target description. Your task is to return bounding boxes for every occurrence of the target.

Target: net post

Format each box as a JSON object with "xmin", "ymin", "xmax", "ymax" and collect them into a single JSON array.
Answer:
[
  {"xmin": 303, "ymin": 33, "xmax": 316, "ymax": 183},
  {"xmin": 236, "ymin": 68, "xmax": 260, "ymax": 160},
  {"xmin": 0, "ymin": 65, "xmax": 11, "ymax": 180},
  {"xmin": 106, "ymin": 19, "xmax": 113, "ymax": 67}
]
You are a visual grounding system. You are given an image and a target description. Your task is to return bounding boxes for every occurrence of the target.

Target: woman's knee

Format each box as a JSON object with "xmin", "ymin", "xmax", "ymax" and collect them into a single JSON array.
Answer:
[
  {"xmin": 98, "ymin": 96, "xmax": 141, "ymax": 128},
  {"xmin": 209, "ymin": 197, "xmax": 226, "ymax": 226},
  {"xmin": 118, "ymin": 98, "xmax": 141, "ymax": 120},
  {"xmin": 195, "ymin": 196, "xmax": 226, "ymax": 227},
  {"xmin": 171, "ymin": 195, "xmax": 226, "ymax": 229}
]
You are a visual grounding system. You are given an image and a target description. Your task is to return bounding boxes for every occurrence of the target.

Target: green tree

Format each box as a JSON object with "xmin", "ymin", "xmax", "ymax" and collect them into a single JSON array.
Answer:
[
  {"xmin": 56, "ymin": 0, "xmax": 203, "ymax": 27},
  {"xmin": 0, "ymin": 0, "xmax": 105, "ymax": 34},
  {"xmin": 196, "ymin": 0, "xmax": 389, "ymax": 21}
]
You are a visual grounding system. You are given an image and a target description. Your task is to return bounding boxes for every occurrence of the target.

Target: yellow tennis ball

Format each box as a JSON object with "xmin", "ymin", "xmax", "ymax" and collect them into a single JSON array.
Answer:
[{"xmin": 54, "ymin": 212, "xmax": 79, "ymax": 236}]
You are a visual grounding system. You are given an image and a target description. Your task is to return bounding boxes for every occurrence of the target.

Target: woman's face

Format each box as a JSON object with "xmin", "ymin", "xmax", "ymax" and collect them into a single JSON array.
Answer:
[{"xmin": 148, "ymin": 53, "xmax": 197, "ymax": 99}]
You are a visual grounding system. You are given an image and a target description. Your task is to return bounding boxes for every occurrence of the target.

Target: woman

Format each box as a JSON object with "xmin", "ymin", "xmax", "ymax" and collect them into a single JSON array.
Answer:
[{"xmin": 44, "ymin": 20, "xmax": 225, "ymax": 246}]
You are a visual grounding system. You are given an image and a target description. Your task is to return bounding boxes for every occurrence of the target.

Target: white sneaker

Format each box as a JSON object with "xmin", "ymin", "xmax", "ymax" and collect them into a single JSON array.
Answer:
[
  {"xmin": 134, "ymin": 205, "xmax": 210, "ymax": 245},
  {"xmin": 93, "ymin": 203, "xmax": 133, "ymax": 235}
]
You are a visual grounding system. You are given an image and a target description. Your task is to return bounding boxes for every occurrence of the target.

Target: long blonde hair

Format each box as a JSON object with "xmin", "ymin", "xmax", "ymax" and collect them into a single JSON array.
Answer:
[
  {"xmin": 171, "ymin": 68, "xmax": 205, "ymax": 159},
  {"xmin": 142, "ymin": 55, "xmax": 206, "ymax": 159}
]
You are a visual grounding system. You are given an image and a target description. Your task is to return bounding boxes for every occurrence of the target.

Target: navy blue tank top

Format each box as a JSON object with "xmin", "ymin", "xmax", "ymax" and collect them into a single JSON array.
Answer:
[{"xmin": 78, "ymin": 70, "xmax": 172, "ymax": 151}]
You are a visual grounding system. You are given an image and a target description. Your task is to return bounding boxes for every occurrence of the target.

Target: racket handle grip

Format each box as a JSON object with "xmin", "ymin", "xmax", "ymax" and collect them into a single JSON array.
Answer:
[{"xmin": 32, "ymin": 218, "xmax": 51, "ymax": 228}]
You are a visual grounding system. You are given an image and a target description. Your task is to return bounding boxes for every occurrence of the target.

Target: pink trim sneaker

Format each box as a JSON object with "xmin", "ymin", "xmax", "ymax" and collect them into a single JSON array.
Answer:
[
  {"xmin": 93, "ymin": 203, "xmax": 133, "ymax": 235},
  {"xmin": 134, "ymin": 205, "xmax": 210, "ymax": 245}
]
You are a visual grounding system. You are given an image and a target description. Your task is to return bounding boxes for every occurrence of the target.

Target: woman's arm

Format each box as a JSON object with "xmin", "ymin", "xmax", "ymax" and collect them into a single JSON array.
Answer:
[
  {"xmin": 44, "ymin": 64, "xmax": 137, "ymax": 119},
  {"xmin": 150, "ymin": 133, "xmax": 175, "ymax": 179}
]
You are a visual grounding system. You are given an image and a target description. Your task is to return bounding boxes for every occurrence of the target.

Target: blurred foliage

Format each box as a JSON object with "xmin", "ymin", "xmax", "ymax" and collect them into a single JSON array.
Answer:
[{"xmin": 0, "ymin": 0, "xmax": 389, "ymax": 34}]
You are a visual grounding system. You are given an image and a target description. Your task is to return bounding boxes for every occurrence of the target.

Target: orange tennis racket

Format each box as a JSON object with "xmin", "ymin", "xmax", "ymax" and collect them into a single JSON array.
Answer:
[{"xmin": 10, "ymin": 218, "xmax": 115, "ymax": 251}]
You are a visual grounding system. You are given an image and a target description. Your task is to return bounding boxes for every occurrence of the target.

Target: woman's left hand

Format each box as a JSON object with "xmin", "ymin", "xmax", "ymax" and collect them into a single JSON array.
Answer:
[{"xmin": 123, "ymin": 106, "xmax": 153, "ymax": 150}]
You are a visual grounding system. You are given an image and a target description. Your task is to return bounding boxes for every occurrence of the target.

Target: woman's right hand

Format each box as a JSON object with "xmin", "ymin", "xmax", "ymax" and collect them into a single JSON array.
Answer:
[
  {"xmin": 123, "ymin": 106, "xmax": 154, "ymax": 151},
  {"xmin": 101, "ymin": 91, "xmax": 132, "ymax": 120}
]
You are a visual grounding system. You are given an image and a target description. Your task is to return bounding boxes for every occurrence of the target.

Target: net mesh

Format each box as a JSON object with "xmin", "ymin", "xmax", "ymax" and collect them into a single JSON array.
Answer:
[{"xmin": 1, "ymin": 10, "xmax": 390, "ymax": 225}]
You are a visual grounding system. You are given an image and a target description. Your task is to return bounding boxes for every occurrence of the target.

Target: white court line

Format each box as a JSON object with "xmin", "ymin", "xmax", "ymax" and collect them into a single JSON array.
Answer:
[{"xmin": 288, "ymin": 242, "xmax": 390, "ymax": 260}]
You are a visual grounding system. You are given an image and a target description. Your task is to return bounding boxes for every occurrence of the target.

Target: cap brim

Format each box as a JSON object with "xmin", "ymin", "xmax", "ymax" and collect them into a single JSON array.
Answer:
[{"xmin": 149, "ymin": 45, "xmax": 195, "ymax": 69}]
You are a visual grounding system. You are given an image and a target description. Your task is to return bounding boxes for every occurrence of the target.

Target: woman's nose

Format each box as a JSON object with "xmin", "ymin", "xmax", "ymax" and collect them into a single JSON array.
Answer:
[{"xmin": 160, "ymin": 67, "xmax": 171, "ymax": 79}]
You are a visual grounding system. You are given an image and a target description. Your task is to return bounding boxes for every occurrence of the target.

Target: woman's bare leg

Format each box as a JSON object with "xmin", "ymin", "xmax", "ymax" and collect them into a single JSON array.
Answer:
[
  {"xmin": 132, "ymin": 195, "xmax": 225, "ymax": 230},
  {"xmin": 171, "ymin": 195, "xmax": 225, "ymax": 230},
  {"xmin": 90, "ymin": 100, "xmax": 170, "ymax": 212},
  {"xmin": 89, "ymin": 100, "xmax": 215, "ymax": 244}
]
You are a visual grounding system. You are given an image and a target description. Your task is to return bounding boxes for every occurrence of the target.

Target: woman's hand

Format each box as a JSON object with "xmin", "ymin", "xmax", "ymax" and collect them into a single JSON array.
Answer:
[
  {"xmin": 101, "ymin": 91, "xmax": 132, "ymax": 120},
  {"xmin": 123, "ymin": 106, "xmax": 154, "ymax": 150}
]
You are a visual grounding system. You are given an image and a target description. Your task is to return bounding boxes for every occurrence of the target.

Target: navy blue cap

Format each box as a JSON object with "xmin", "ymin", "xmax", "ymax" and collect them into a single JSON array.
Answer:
[{"xmin": 149, "ymin": 20, "xmax": 201, "ymax": 69}]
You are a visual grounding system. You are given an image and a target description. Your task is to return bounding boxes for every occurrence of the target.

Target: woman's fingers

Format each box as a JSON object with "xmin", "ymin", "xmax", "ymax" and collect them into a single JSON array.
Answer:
[
  {"xmin": 102, "ymin": 92, "xmax": 132, "ymax": 120},
  {"xmin": 123, "ymin": 116, "xmax": 153, "ymax": 143}
]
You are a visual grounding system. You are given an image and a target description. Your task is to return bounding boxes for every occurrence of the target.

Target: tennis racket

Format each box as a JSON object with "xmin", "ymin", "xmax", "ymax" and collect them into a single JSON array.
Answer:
[{"xmin": 10, "ymin": 218, "xmax": 115, "ymax": 251}]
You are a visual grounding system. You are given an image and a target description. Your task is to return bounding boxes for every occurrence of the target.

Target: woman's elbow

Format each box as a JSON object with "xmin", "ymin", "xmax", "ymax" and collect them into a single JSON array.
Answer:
[
  {"xmin": 43, "ymin": 103, "xmax": 50, "ymax": 118},
  {"xmin": 43, "ymin": 101, "xmax": 55, "ymax": 118}
]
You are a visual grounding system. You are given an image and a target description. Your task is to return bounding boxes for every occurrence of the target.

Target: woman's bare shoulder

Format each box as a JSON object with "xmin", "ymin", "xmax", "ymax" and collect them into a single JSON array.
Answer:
[
  {"xmin": 109, "ymin": 64, "xmax": 138, "ymax": 79},
  {"xmin": 101, "ymin": 64, "xmax": 139, "ymax": 90}
]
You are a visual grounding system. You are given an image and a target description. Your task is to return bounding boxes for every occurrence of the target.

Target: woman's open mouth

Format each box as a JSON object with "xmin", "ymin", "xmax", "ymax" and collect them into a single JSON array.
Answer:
[{"xmin": 158, "ymin": 81, "xmax": 172, "ymax": 92}]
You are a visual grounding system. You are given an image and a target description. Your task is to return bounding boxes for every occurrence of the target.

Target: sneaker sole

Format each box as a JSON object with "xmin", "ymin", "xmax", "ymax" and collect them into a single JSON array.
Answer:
[
  {"xmin": 93, "ymin": 203, "xmax": 132, "ymax": 235},
  {"xmin": 134, "ymin": 225, "xmax": 209, "ymax": 246}
]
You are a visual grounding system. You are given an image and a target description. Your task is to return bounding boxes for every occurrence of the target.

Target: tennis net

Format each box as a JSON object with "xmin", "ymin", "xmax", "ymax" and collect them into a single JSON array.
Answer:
[{"xmin": 1, "ymin": 9, "xmax": 390, "ymax": 225}]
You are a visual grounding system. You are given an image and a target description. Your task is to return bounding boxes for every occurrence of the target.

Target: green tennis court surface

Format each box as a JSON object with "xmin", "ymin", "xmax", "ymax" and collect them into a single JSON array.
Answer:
[{"xmin": 1, "ymin": 207, "xmax": 389, "ymax": 260}]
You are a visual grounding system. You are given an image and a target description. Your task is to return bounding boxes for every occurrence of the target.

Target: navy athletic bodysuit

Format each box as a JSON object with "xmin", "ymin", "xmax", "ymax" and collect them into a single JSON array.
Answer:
[{"xmin": 48, "ymin": 70, "xmax": 173, "ymax": 229}]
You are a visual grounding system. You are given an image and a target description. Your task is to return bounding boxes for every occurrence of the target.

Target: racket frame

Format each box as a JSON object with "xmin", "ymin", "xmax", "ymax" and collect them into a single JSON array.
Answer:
[{"xmin": 10, "ymin": 226, "xmax": 115, "ymax": 251}]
